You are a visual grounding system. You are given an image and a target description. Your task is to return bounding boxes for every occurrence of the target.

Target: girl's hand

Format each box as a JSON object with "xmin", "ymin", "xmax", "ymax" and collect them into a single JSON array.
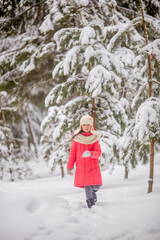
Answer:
[
  {"xmin": 67, "ymin": 169, "xmax": 73, "ymax": 175},
  {"xmin": 82, "ymin": 151, "xmax": 92, "ymax": 157}
]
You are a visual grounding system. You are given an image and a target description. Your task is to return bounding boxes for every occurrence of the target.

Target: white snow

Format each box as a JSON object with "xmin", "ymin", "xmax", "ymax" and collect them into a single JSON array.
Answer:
[
  {"xmin": 39, "ymin": 14, "xmax": 54, "ymax": 34},
  {"xmin": 80, "ymin": 26, "xmax": 95, "ymax": 45},
  {"xmin": 107, "ymin": 23, "xmax": 131, "ymax": 51},
  {"xmin": 0, "ymin": 153, "xmax": 160, "ymax": 240},
  {"xmin": 142, "ymin": 39, "xmax": 160, "ymax": 61},
  {"xmin": 0, "ymin": 91, "xmax": 7, "ymax": 97},
  {"xmin": 84, "ymin": 46, "xmax": 94, "ymax": 63},
  {"xmin": 86, "ymin": 65, "xmax": 111, "ymax": 97},
  {"xmin": 134, "ymin": 97, "xmax": 160, "ymax": 142},
  {"xmin": 75, "ymin": 0, "xmax": 89, "ymax": 6},
  {"xmin": 63, "ymin": 46, "xmax": 81, "ymax": 75}
]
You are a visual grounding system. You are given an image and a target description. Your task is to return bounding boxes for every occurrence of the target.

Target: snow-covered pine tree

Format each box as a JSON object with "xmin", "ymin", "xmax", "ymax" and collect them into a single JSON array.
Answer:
[
  {"xmin": 0, "ymin": 0, "xmax": 63, "ymax": 179},
  {"xmin": 119, "ymin": 0, "xmax": 160, "ymax": 182},
  {"xmin": 116, "ymin": 0, "xmax": 160, "ymax": 19},
  {"xmin": 0, "ymin": 91, "xmax": 32, "ymax": 181},
  {"xmin": 41, "ymin": 0, "xmax": 151, "ymax": 172},
  {"xmin": 120, "ymin": 97, "xmax": 160, "ymax": 169},
  {"xmin": 0, "ymin": 0, "xmax": 57, "ymax": 160}
]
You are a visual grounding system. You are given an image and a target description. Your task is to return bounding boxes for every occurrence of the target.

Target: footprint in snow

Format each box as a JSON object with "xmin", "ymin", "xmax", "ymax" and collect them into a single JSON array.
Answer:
[
  {"xmin": 25, "ymin": 199, "xmax": 40, "ymax": 213},
  {"xmin": 71, "ymin": 201, "xmax": 87, "ymax": 211},
  {"xmin": 67, "ymin": 216, "xmax": 81, "ymax": 224}
]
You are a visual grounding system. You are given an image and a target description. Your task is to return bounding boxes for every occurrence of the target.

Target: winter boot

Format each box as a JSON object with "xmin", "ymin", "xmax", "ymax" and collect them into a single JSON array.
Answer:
[
  {"xmin": 92, "ymin": 191, "xmax": 97, "ymax": 203},
  {"xmin": 86, "ymin": 198, "xmax": 95, "ymax": 208}
]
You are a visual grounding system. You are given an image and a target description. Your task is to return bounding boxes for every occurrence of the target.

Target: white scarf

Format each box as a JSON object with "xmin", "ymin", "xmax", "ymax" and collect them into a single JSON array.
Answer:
[{"xmin": 73, "ymin": 131, "xmax": 100, "ymax": 144}]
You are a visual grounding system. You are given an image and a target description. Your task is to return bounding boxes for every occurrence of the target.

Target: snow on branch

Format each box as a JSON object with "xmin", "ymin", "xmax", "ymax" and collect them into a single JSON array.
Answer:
[
  {"xmin": 65, "ymin": 95, "xmax": 88, "ymax": 110},
  {"xmin": 63, "ymin": 46, "xmax": 81, "ymax": 75},
  {"xmin": 45, "ymin": 77, "xmax": 85, "ymax": 107},
  {"xmin": 89, "ymin": 20, "xmax": 104, "ymax": 36},
  {"xmin": 75, "ymin": 0, "xmax": 89, "ymax": 7},
  {"xmin": 120, "ymin": 97, "xmax": 160, "ymax": 165},
  {"xmin": 131, "ymin": 82, "xmax": 148, "ymax": 109},
  {"xmin": 84, "ymin": 46, "xmax": 94, "ymax": 63},
  {"xmin": 133, "ymin": 97, "xmax": 160, "ymax": 142},
  {"xmin": 80, "ymin": 26, "xmax": 96, "ymax": 45},
  {"xmin": 0, "ymin": 0, "xmax": 46, "ymax": 25},
  {"xmin": 107, "ymin": 23, "xmax": 133, "ymax": 51},
  {"xmin": 0, "ymin": 91, "xmax": 7, "ymax": 98},
  {"xmin": 52, "ymin": 61, "xmax": 63, "ymax": 79},
  {"xmin": 54, "ymin": 28, "xmax": 80, "ymax": 51},
  {"xmin": 86, "ymin": 65, "xmax": 111, "ymax": 97},
  {"xmin": 41, "ymin": 106, "xmax": 60, "ymax": 132},
  {"xmin": 42, "ymin": 95, "xmax": 90, "ymax": 148},
  {"xmin": 0, "ymin": 107, "xmax": 17, "ymax": 112},
  {"xmin": 144, "ymin": 15, "xmax": 160, "ymax": 35},
  {"xmin": 52, "ymin": 114, "xmax": 68, "ymax": 141},
  {"xmin": 52, "ymin": 46, "xmax": 81, "ymax": 79},
  {"xmin": 39, "ymin": 14, "xmax": 54, "ymax": 34},
  {"xmin": 152, "ymin": 79, "xmax": 160, "ymax": 86},
  {"xmin": 103, "ymin": 25, "xmax": 119, "ymax": 39},
  {"xmin": 141, "ymin": 39, "xmax": 160, "ymax": 61}
]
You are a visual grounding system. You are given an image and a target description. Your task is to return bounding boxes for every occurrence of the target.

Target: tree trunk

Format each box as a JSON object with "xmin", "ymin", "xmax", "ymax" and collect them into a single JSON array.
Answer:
[
  {"xmin": 139, "ymin": 0, "xmax": 154, "ymax": 193},
  {"xmin": 0, "ymin": 99, "xmax": 10, "ymax": 151},
  {"xmin": 60, "ymin": 160, "xmax": 64, "ymax": 178},
  {"xmin": 26, "ymin": 110, "xmax": 38, "ymax": 157},
  {"xmin": 124, "ymin": 164, "xmax": 129, "ymax": 179},
  {"xmin": 148, "ymin": 139, "xmax": 154, "ymax": 193},
  {"xmin": 91, "ymin": 98, "xmax": 96, "ymax": 129},
  {"xmin": 121, "ymin": 78, "xmax": 126, "ymax": 98},
  {"xmin": 88, "ymin": 61, "xmax": 96, "ymax": 129},
  {"xmin": 121, "ymin": 79, "xmax": 129, "ymax": 179}
]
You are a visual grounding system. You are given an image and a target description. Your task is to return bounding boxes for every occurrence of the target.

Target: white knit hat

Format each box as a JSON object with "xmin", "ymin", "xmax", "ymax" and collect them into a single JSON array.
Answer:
[
  {"xmin": 73, "ymin": 114, "xmax": 100, "ymax": 140},
  {"xmin": 80, "ymin": 115, "xmax": 93, "ymax": 128}
]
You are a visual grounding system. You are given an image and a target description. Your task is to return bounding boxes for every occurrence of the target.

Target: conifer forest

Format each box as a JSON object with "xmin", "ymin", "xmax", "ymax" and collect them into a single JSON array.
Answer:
[{"xmin": 0, "ymin": 0, "xmax": 160, "ymax": 192}]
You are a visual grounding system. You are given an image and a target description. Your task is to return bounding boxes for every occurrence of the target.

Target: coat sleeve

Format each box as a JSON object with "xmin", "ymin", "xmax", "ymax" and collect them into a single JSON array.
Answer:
[
  {"xmin": 67, "ymin": 140, "xmax": 77, "ymax": 169},
  {"xmin": 90, "ymin": 141, "xmax": 101, "ymax": 159}
]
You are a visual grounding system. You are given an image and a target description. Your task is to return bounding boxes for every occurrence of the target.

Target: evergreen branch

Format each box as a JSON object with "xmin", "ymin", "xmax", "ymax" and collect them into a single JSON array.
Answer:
[
  {"xmin": 0, "ymin": 36, "xmax": 44, "ymax": 57},
  {"xmin": 118, "ymin": 87, "xmax": 136, "ymax": 93},
  {"xmin": 116, "ymin": 6, "xmax": 160, "ymax": 21},
  {"xmin": 140, "ymin": 50, "xmax": 160, "ymax": 62},
  {"xmin": 12, "ymin": 137, "xmax": 25, "ymax": 143},
  {"xmin": 151, "ymin": 54, "xmax": 159, "ymax": 62},
  {"xmin": 131, "ymin": 82, "xmax": 148, "ymax": 109},
  {"xmin": 132, "ymin": 17, "xmax": 143, "ymax": 25},
  {"xmin": 116, "ymin": 6, "xmax": 139, "ymax": 17},
  {"xmin": 0, "ymin": 107, "xmax": 17, "ymax": 112},
  {"xmin": 144, "ymin": 13, "xmax": 160, "ymax": 23},
  {"xmin": 0, "ymin": 0, "xmax": 46, "ymax": 25},
  {"xmin": 151, "ymin": 80, "xmax": 160, "ymax": 86},
  {"xmin": 26, "ymin": 76, "xmax": 54, "ymax": 86},
  {"xmin": 75, "ymin": 75, "xmax": 87, "ymax": 81},
  {"xmin": 125, "ymin": 87, "xmax": 137, "ymax": 93},
  {"xmin": 107, "ymin": 18, "xmax": 142, "ymax": 51}
]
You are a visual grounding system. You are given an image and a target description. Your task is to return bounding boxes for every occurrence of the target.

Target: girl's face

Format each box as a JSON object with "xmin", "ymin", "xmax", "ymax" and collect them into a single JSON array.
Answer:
[{"xmin": 82, "ymin": 124, "xmax": 92, "ymax": 133}]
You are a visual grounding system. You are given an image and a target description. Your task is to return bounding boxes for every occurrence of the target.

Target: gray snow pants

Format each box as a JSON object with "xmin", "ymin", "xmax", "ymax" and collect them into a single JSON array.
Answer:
[{"xmin": 84, "ymin": 185, "xmax": 101, "ymax": 200}]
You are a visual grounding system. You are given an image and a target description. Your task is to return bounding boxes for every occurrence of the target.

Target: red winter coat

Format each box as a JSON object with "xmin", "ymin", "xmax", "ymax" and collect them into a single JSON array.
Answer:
[{"xmin": 67, "ymin": 132, "xmax": 102, "ymax": 188}]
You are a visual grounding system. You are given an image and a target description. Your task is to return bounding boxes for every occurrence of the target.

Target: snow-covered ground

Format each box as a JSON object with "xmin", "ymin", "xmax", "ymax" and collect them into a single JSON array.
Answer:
[{"xmin": 0, "ymin": 153, "xmax": 160, "ymax": 240}]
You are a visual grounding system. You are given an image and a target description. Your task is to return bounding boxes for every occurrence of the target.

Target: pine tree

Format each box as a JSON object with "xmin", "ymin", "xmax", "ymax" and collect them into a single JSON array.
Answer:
[
  {"xmin": 0, "ymin": 0, "xmax": 56, "ymax": 169},
  {"xmin": 41, "ymin": 0, "xmax": 152, "ymax": 171},
  {"xmin": 116, "ymin": 0, "xmax": 160, "ymax": 19},
  {"xmin": 0, "ymin": 91, "xmax": 32, "ymax": 181},
  {"xmin": 119, "ymin": 0, "xmax": 160, "ymax": 182}
]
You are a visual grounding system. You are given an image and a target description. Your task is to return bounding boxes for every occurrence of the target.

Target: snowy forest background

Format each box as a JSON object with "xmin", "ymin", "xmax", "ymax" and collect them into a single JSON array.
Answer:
[{"xmin": 0, "ymin": 0, "xmax": 160, "ymax": 186}]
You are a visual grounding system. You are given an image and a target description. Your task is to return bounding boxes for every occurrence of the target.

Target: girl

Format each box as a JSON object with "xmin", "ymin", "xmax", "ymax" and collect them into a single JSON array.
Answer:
[{"xmin": 67, "ymin": 115, "xmax": 102, "ymax": 208}]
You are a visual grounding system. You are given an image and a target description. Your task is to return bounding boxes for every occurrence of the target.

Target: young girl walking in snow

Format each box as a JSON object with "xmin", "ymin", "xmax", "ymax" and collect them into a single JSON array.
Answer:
[{"xmin": 67, "ymin": 115, "xmax": 102, "ymax": 208}]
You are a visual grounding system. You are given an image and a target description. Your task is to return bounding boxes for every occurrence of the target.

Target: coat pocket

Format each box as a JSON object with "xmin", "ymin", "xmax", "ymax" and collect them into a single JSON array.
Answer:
[{"xmin": 79, "ymin": 158, "xmax": 98, "ymax": 173}]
